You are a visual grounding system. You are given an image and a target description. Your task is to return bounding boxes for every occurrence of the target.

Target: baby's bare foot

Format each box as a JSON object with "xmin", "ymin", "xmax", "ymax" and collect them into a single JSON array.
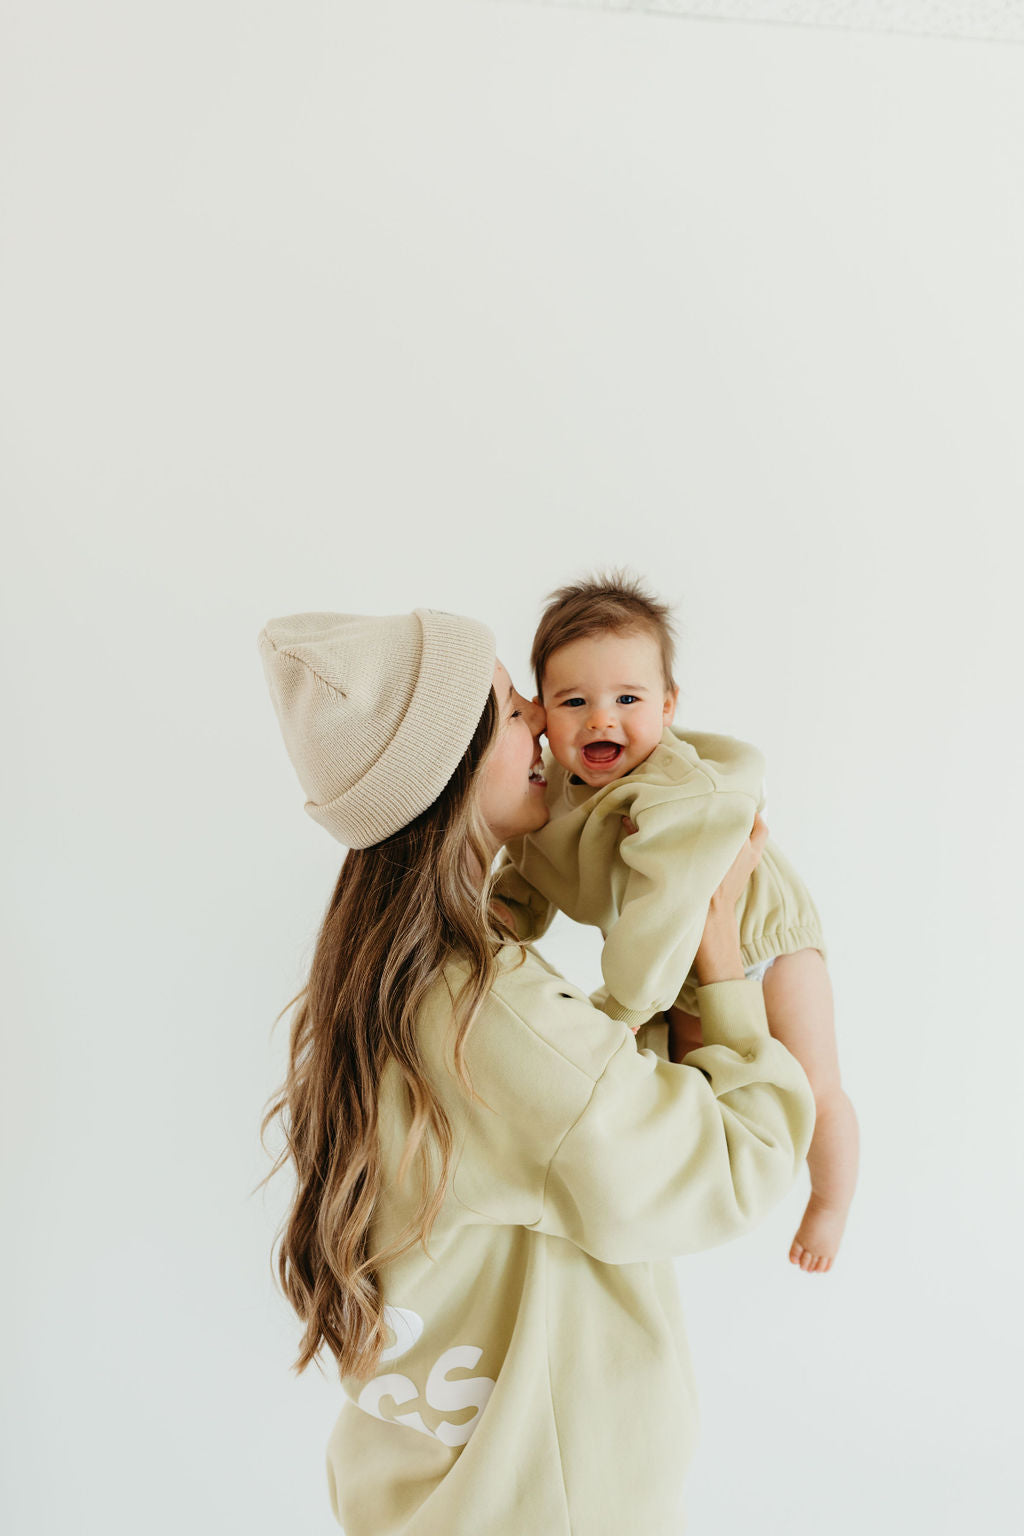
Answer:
[{"xmin": 789, "ymin": 1194, "xmax": 847, "ymax": 1273}]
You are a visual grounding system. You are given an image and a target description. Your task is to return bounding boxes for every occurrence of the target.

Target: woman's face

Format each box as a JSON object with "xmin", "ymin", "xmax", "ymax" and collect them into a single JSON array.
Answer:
[{"xmin": 477, "ymin": 660, "xmax": 549, "ymax": 854}]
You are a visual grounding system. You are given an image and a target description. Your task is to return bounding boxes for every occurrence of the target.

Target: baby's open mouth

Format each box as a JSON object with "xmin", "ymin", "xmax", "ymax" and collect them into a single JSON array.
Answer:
[{"xmin": 581, "ymin": 741, "xmax": 624, "ymax": 769}]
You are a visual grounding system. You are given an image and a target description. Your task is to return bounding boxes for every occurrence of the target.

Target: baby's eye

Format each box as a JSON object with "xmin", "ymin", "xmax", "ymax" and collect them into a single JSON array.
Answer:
[
  {"xmin": 562, "ymin": 698, "xmax": 585, "ymax": 708},
  {"xmin": 618, "ymin": 695, "xmax": 639, "ymax": 705}
]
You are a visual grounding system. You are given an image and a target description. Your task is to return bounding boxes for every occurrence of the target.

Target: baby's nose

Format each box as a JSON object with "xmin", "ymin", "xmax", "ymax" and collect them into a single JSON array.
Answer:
[{"xmin": 585, "ymin": 707, "xmax": 616, "ymax": 729}]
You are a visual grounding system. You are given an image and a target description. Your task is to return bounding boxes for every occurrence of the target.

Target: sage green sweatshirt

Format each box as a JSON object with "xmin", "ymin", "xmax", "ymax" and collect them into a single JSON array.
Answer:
[
  {"xmin": 495, "ymin": 725, "xmax": 826, "ymax": 1027},
  {"xmin": 326, "ymin": 942, "xmax": 815, "ymax": 1535}
]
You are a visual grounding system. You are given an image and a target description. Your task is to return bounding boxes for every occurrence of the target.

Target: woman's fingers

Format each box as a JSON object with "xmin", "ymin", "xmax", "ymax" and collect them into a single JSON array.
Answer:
[
  {"xmin": 710, "ymin": 814, "xmax": 770, "ymax": 908},
  {"xmin": 739, "ymin": 814, "xmax": 769, "ymax": 882}
]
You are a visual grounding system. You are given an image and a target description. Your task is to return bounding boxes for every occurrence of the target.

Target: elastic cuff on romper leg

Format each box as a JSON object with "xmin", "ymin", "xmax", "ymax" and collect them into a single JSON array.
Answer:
[{"xmin": 740, "ymin": 925, "xmax": 827, "ymax": 970}]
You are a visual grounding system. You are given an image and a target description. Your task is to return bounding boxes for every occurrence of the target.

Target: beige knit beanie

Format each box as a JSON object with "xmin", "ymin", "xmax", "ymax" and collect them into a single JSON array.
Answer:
[{"xmin": 257, "ymin": 607, "xmax": 497, "ymax": 848}]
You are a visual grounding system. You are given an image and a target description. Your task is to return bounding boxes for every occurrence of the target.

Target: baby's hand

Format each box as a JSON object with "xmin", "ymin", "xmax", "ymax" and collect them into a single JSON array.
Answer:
[{"xmin": 621, "ymin": 815, "xmax": 638, "ymax": 836}]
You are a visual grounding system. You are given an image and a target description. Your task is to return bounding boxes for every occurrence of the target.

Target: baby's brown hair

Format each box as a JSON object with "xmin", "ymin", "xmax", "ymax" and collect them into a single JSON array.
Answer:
[{"xmin": 530, "ymin": 568, "xmax": 679, "ymax": 702}]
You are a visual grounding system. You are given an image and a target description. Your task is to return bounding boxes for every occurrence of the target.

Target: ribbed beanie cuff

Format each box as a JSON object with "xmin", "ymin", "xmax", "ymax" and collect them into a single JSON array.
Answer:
[{"xmin": 258, "ymin": 607, "xmax": 496, "ymax": 848}]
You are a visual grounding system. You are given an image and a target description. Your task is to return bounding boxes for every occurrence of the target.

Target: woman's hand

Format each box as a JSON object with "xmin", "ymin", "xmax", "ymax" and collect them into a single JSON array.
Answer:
[
  {"xmin": 693, "ymin": 813, "xmax": 769, "ymax": 985},
  {"xmin": 709, "ymin": 812, "xmax": 768, "ymax": 911}
]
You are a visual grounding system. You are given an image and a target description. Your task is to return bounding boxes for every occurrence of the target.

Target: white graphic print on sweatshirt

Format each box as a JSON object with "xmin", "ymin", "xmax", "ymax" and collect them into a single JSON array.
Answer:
[{"xmin": 355, "ymin": 1305, "xmax": 496, "ymax": 1448}]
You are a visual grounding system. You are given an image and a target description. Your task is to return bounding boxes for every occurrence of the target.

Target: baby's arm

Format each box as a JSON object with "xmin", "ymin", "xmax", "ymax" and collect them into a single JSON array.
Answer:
[{"xmin": 599, "ymin": 787, "xmax": 759, "ymax": 1029}]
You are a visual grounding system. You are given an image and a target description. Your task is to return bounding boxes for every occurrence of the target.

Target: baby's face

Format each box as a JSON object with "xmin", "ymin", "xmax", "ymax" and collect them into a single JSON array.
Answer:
[{"xmin": 541, "ymin": 630, "xmax": 679, "ymax": 788}]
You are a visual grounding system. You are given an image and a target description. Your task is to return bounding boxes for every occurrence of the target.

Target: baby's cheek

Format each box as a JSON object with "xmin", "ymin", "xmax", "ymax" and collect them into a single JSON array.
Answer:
[{"xmin": 545, "ymin": 725, "xmax": 571, "ymax": 763}]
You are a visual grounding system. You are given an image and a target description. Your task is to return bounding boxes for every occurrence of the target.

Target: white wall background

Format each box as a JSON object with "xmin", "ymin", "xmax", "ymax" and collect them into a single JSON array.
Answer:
[
  {"xmin": 530, "ymin": 0, "xmax": 1024, "ymax": 45},
  {"xmin": 3, "ymin": 1, "xmax": 1022, "ymax": 1532}
]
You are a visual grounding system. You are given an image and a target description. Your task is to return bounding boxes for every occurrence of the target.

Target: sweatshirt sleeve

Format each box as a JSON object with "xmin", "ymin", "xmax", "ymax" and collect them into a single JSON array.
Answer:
[
  {"xmin": 491, "ymin": 845, "xmax": 557, "ymax": 943},
  {"xmin": 528, "ymin": 979, "xmax": 815, "ymax": 1266},
  {"xmin": 599, "ymin": 788, "xmax": 759, "ymax": 1029}
]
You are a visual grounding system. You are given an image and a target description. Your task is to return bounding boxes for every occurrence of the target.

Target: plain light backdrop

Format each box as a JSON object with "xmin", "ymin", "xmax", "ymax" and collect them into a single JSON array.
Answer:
[{"xmin": 2, "ymin": 1, "xmax": 1022, "ymax": 1532}]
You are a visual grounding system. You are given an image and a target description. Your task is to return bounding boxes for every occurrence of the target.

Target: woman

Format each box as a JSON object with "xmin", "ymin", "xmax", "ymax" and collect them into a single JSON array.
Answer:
[{"xmin": 257, "ymin": 605, "xmax": 815, "ymax": 1535}]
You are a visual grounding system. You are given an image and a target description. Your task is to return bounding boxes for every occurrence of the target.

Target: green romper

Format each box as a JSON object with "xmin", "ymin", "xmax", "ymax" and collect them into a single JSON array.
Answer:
[{"xmin": 495, "ymin": 724, "xmax": 826, "ymax": 1028}]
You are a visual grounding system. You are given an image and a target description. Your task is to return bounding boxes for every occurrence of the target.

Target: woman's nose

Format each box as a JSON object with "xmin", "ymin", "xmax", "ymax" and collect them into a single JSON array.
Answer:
[{"xmin": 527, "ymin": 696, "xmax": 546, "ymax": 734}]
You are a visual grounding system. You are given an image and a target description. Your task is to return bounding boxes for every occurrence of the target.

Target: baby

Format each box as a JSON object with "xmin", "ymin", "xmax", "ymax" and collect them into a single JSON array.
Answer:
[{"xmin": 494, "ymin": 572, "xmax": 859, "ymax": 1273}]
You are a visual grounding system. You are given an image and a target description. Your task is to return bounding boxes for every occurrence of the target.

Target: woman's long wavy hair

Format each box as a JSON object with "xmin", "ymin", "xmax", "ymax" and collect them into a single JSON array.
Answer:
[{"xmin": 258, "ymin": 686, "xmax": 520, "ymax": 1383}]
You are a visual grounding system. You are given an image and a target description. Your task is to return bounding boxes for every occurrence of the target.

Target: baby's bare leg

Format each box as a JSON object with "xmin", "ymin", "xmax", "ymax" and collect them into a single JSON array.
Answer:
[
  {"xmin": 665, "ymin": 1004, "xmax": 704, "ymax": 1064},
  {"xmin": 762, "ymin": 949, "xmax": 859, "ymax": 1273}
]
